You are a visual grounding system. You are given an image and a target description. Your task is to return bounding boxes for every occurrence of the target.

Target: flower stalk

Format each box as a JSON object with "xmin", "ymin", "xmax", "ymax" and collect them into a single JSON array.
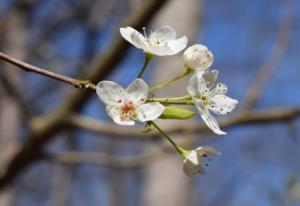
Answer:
[
  {"xmin": 150, "ymin": 121, "xmax": 189, "ymax": 157},
  {"xmin": 137, "ymin": 52, "xmax": 153, "ymax": 78},
  {"xmin": 149, "ymin": 67, "xmax": 193, "ymax": 92},
  {"xmin": 147, "ymin": 96, "xmax": 194, "ymax": 105},
  {"xmin": 147, "ymin": 95, "xmax": 191, "ymax": 102}
]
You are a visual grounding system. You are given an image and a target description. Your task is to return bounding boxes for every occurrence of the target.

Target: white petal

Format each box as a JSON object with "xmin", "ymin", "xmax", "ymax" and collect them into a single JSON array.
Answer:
[
  {"xmin": 202, "ymin": 70, "xmax": 219, "ymax": 88},
  {"xmin": 195, "ymin": 146, "xmax": 221, "ymax": 156},
  {"xmin": 183, "ymin": 161, "xmax": 206, "ymax": 177},
  {"xmin": 167, "ymin": 36, "xmax": 188, "ymax": 55},
  {"xmin": 136, "ymin": 102, "xmax": 165, "ymax": 122},
  {"xmin": 150, "ymin": 25, "xmax": 176, "ymax": 41},
  {"xmin": 120, "ymin": 27, "xmax": 146, "ymax": 49},
  {"xmin": 146, "ymin": 44, "xmax": 172, "ymax": 56},
  {"xmin": 187, "ymin": 72, "xmax": 200, "ymax": 97},
  {"xmin": 96, "ymin": 81, "xmax": 126, "ymax": 106},
  {"xmin": 208, "ymin": 83, "xmax": 228, "ymax": 97},
  {"xmin": 183, "ymin": 147, "xmax": 221, "ymax": 177},
  {"xmin": 196, "ymin": 106, "xmax": 226, "ymax": 135},
  {"xmin": 187, "ymin": 71, "xmax": 208, "ymax": 97},
  {"xmin": 186, "ymin": 150, "xmax": 198, "ymax": 164},
  {"xmin": 106, "ymin": 106, "xmax": 135, "ymax": 126},
  {"xmin": 209, "ymin": 94, "xmax": 238, "ymax": 115},
  {"xmin": 187, "ymin": 74, "xmax": 198, "ymax": 97},
  {"xmin": 183, "ymin": 151, "xmax": 206, "ymax": 177},
  {"xmin": 126, "ymin": 78, "xmax": 148, "ymax": 104}
]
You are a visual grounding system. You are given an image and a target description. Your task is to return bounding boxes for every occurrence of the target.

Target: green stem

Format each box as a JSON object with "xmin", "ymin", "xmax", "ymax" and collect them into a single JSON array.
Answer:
[
  {"xmin": 146, "ymin": 98, "xmax": 194, "ymax": 105},
  {"xmin": 149, "ymin": 67, "xmax": 193, "ymax": 92},
  {"xmin": 137, "ymin": 53, "xmax": 153, "ymax": 78},
  {"xmin": 159, "ymin": 101, "xmax": 194, "ymax": 105},
  {"xmin": 151, "ymin": 121, "xmax": 188, "ymax": 156},
  {"xmin": 147, "ymin": 95, "xmax": 191, "ymax": 102}
]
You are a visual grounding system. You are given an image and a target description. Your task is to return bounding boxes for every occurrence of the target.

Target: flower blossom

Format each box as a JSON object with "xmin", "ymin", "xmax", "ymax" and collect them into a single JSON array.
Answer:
[
  {"xmin": 96, "ymin": 78, "xmax": 165, "ymax": 125},
  {"xmin": 120, "ymin": 26, "xmax": 187, "ymax": 56},
  {"xmin": 183, "ymin": 146, "xmax": 221, "ymax": 177},
  {"xmin": 187, "ymin": 70, "xmax": 238, "ymax": 135},
  {"xmin": 183, "ymin": 44, "xmax": 213, "ymax": 71}
]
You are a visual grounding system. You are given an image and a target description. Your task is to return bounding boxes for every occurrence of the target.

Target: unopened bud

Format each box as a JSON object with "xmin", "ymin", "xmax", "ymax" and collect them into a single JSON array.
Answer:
[{"xmin": 183, "ymin": 44, "xmax": 213, "ymax": 70}]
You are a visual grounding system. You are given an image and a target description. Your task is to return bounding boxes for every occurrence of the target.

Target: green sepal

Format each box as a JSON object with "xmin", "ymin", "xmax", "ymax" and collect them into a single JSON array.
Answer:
[
  {"xmin": 142, "ymin": 122, "xmax": 155, "ymax": 133},
  {"xmin": 159, "ymin": 106, "xmax": 195, "ymax": 120}
]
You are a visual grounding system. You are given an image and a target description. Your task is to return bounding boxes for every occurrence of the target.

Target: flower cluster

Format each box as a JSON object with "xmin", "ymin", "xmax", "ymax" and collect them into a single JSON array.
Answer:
[{"xmin": 96, "ymin": 26, "xmax": 238, "ymax": 177}]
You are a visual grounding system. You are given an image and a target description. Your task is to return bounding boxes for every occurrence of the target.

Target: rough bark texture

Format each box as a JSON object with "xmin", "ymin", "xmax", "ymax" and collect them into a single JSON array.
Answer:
[{"xmin": 142, "ymin": 0, "xmax": 200, "ymax": 205}]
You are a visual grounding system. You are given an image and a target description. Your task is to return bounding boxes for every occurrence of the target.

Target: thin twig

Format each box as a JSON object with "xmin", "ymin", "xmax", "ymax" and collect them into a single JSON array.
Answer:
[
  {"xmin": 0, "ymin": 52, "xmax": 96, "ymax": 90},
  {"xmin": 0, "ymin": 0, "xmax": 169, "ymax": 190}
]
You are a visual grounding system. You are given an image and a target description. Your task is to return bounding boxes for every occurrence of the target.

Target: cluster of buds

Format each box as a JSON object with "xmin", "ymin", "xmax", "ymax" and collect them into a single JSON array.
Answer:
[{"xmin": 96, "ymin": 26, "xmax": 238, "ymax": 177}]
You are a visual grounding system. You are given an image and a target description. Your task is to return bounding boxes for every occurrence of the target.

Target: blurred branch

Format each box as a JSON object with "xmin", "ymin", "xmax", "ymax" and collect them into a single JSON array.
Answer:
[
  {"xmin": 47, "ymin": 151, "xmax": 144, "ymax": 169},
  {"xmin": 242, "ymin": 0, "xmax": 294, "ymax": 110},
  {"xmin": 67, "ymin": 107, "xmax": 300, "ymax": 138},
  {"xmin": 45, "ymin": 147, "xmax": 172, "ymax": 169},
  {"xmin": 0, "ymin": 52, "xmax": 97, "ymax": 90},
  {"xmin": 0, "ymin": 72, "xmax": 31, "ymax": 120},
  {"xmin": 45, "ymin": 106, "xmax": 300, "ymax": 169},
  {"xmin": 0, "ymin": 0, "xmax": 169, "ymax": 190}
]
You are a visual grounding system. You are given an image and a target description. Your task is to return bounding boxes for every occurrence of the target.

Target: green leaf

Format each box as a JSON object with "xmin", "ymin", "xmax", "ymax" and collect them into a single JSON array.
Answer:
[{"xmin": 159, "ymin": 106, "xmax": 195, "ymax": 120}]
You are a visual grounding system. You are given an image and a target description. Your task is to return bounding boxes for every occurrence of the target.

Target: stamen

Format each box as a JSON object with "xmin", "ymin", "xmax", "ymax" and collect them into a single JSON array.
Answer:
[
  {"xmin": 142, "ymin": 27, "xmax": 147, "ymax": 38},
  {"xmin": 120, "ymin": 101, "xmax": 137, "ymax": 119}
]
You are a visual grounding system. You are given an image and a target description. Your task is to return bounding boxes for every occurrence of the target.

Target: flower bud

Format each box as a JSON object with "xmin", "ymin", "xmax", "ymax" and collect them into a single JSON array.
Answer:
[
  {"xmin": 183, "ymin": 44, "xmax": 213, "ymax": 70},
  {"xmin": 159, "ymin": 106, "xmax": 195, "ymax": 120}
]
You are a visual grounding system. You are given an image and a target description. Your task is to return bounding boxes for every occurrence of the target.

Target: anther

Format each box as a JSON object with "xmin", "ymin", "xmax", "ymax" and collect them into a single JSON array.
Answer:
[{"xmin": 142, "ymin": 27, "xmax": 147, "ymax": 38}]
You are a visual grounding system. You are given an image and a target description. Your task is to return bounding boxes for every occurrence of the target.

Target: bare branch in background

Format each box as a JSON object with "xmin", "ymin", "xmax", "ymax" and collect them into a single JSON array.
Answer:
[
  {"xmin": 45, "ymin": 106, "xmax": 300, "ymax": 169},
  {"xmin": 242, "ymin": 0, "xmax": 294, "ymax": 110},
  {"xmin": 67, "ymin": 107, "xmax": 300, "ymax": 138},
  {"xmin": 0, "ymin": 72, "xmax": 31, "ymax": 120},
  {"xmin": 45, "ymin": 145, "xmax": 172, "ymax": 169},
  {"xmin": 0, "ymin": 0, "xmax": 169, "ymax": 191}
]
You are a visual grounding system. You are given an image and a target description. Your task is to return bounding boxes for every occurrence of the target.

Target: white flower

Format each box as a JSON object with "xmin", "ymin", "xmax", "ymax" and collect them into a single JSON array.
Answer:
[
  {"xmin": 187, "ymin": 70, "xmax": 238, "ymax": 135},
  {"xmin": 120, "ymin": 26, "xmax": 187, "ymax": 56},
  {"xmin": 183, "ymin": 44, "xmax": 213, "ymax": 70},
  {"xmin": 96, "ymin": 78, "xmax": 165, "ymax": 125},
  {"xmin": 183, "ymin": 146, "xmax": 221, "ymax": 177}
]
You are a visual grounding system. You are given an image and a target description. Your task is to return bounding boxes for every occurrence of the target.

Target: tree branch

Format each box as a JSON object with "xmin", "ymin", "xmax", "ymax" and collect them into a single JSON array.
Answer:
[
  {"xmin": 0, "ymin": 52, "xmax": 97, "ymax": 90},
  {"xmin": 43, "ymin": 107, "xmax": 300, "ymax": 169},
  {"xmin": 66, "ymin": 107, "xmax": 300, "ymax": 138},
  {"xmin": 0, "ymin": 0, "xmax": 169, "ymax": 190}
]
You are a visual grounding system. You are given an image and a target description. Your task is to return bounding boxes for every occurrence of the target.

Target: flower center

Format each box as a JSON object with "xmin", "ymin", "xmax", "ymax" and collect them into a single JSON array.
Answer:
[
  {"xmin": 196, "ymin": 95, "xmax": 210, "ymax": 106},
  {"xmin": 147, "ymin": 37, "xmax": 162, "ymax": 47},
  {"xmin": 120, "ymin": 100, "xmax": 137, "ymax": 120},
  {"xmin": 143, "ymin": 27, "xmax": 163, "ymax": 47}
]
